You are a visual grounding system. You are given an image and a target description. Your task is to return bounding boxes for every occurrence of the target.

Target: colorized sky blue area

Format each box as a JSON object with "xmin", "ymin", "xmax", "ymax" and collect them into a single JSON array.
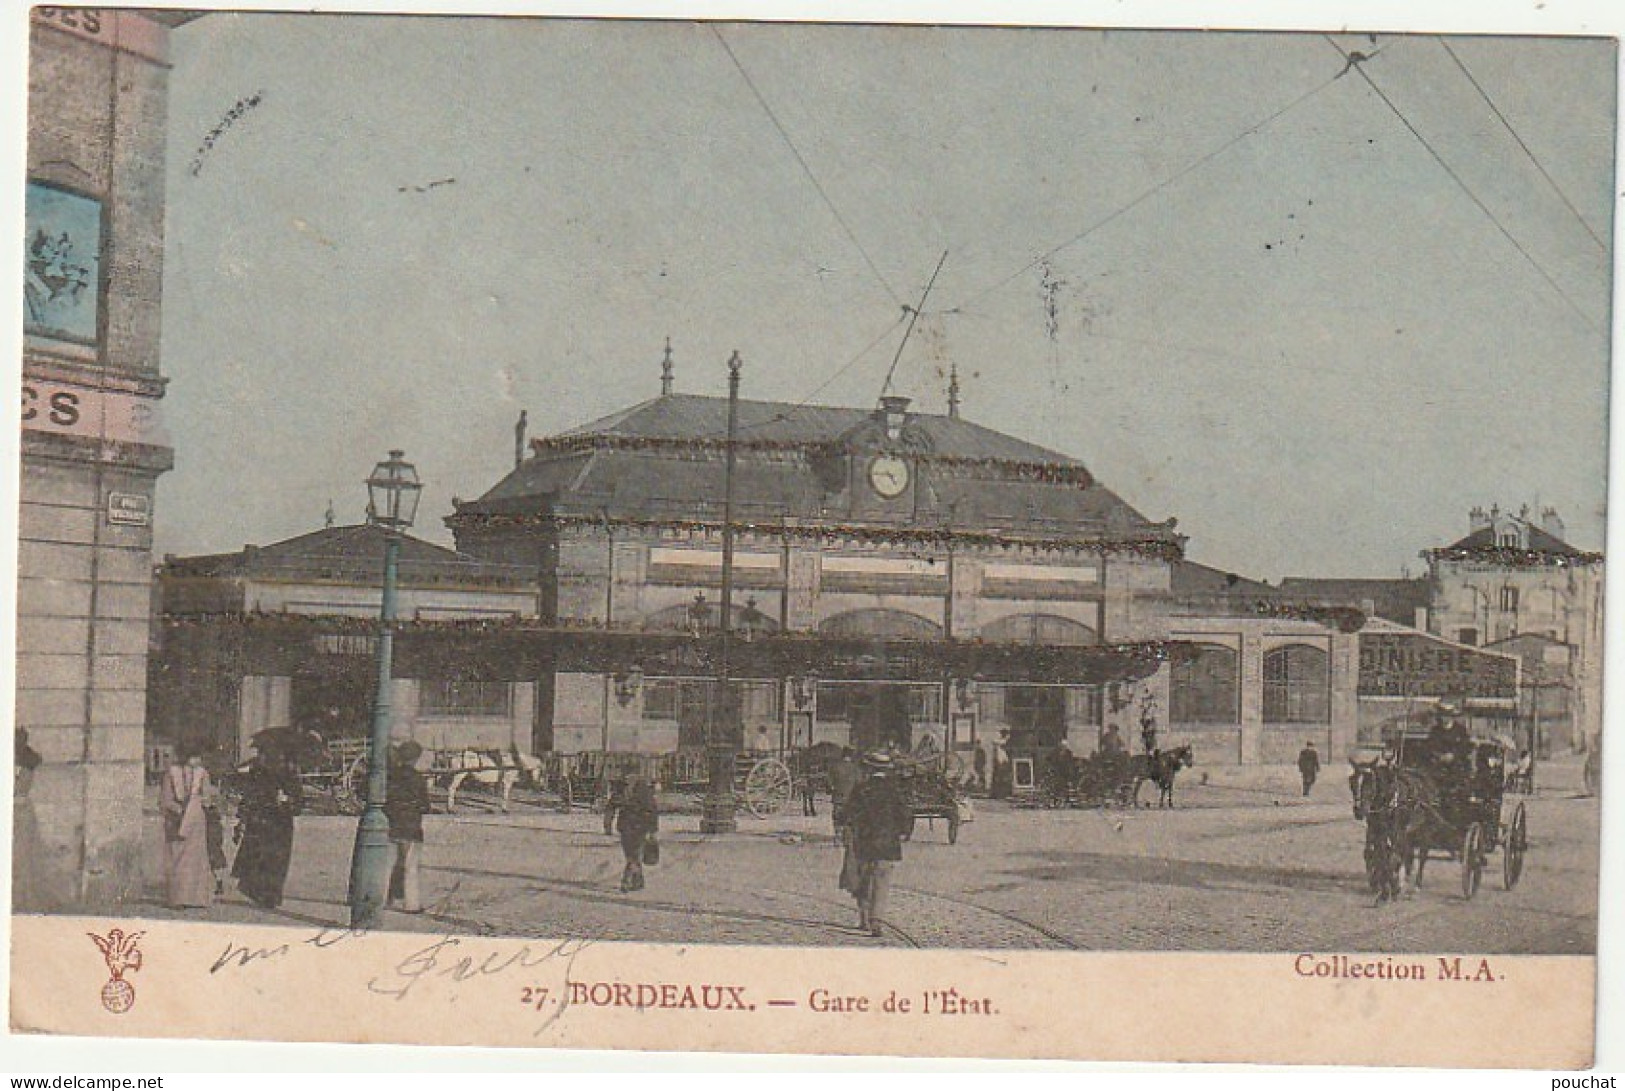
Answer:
[{"xmin": 157, "ymin": 18, "xmax": 1615, "ymax": 579}]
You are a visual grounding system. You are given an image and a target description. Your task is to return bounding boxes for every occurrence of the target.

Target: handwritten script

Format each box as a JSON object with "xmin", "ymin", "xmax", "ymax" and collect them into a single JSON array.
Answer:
[{"xmin": 210, "ymin": 927, "xmax": 591, "ymax": 1034}]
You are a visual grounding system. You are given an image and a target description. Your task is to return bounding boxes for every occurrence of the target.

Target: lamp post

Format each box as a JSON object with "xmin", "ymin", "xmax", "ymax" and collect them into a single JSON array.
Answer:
[
  {"xmin": 347, "ymin": 450, "xmax": 423, "ymax": 928},
  {"xmin": 702, "ymin": 353, "xmax": 743, "ymax": 834}
]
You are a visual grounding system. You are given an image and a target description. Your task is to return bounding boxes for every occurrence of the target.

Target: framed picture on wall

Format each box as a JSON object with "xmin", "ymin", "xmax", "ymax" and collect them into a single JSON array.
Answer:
[{"xmin": 23, "ymin": 180, "xmax": 102, "ymax": 345}]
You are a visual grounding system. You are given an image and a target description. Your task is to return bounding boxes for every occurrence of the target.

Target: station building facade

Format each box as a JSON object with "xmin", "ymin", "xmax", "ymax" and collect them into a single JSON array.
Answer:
[
  {"xmin": 145, "ymin": 383, "xmax": 1555, "ymax": 776},
  {"xmin": 447, "ymin": 389, "xmax": 1182, "ymax": 764}
]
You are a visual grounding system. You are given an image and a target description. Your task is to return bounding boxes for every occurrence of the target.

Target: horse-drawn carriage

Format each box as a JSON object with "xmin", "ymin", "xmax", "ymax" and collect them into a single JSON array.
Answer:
[
  {"xmin": 1039, "ymin": 745, "xmax": 1196, "ymax": 809},
  {"xmin": 894, "ymin": 750, "xmax": 966, "ymax": 843},
  {"xmin": 1350, "ymin": 725, "xmax": 1528, "ymax": 903}
]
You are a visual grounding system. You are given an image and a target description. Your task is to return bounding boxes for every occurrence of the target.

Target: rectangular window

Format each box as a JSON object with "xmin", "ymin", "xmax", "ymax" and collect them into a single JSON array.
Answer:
[
  {"xmin": 739, "ymin": 680, "xmax": 783, "ymax": 721},
  {"xmin": 1500, "ymin": 586, "xmax": 1520, "ymax": 611},
  {"xmin": 906, "ymin": 686, "xmax": 942, "ymax": 723},
  {"xmin": 644, "ymin": 679, "xmax": 680, "ymax": 720},
  {"xmin": 420, "ymin": 677, "xmax": 512, "ymax": 717},
  {"xmin": 1458, "ymin": 628, "xmax": 1479, "ymax": 646}
]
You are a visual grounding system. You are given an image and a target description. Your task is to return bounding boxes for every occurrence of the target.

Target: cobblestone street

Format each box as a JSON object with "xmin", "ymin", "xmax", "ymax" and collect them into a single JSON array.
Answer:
[{"xmin": 136, "ymin": 758, "xmax": 1600, "ymax": 954}]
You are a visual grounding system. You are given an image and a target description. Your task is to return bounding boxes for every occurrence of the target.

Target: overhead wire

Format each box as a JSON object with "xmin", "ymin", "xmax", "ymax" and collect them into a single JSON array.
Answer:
[
  {"xmin": 1435, "ymin": 36, "xmax": 1609, "ymax": 253},
  {"xmin": 710, "ymin": 26, "xmax": 904, "ymax": 309},
  {"xmin": 935, "ymin": 55, "xmax": 1352, "ymax": 317},
  {"xmin": 691, "ymin": 308, "xmax": 912, "ymax": 440},
  {"xmin": 1321, "ymin": 34, "xmax": 1599, "ymax": 330}
]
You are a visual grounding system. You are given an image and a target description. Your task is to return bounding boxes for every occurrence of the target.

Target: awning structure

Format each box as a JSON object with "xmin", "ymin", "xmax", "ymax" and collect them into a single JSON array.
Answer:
[{"xmin": 165, "ymin": 612, "xmax": 1169, "ymax": 686}]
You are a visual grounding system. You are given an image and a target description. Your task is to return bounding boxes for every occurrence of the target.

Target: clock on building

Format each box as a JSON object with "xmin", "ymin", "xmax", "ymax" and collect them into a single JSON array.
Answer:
[{"xmin": 867, "ymin": 454, "xmax": 910, "ymax": 498}]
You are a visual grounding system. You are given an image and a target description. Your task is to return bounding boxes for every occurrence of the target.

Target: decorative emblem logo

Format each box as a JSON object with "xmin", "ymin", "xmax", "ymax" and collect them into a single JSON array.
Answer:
[{"xmin": 87, "ymin": 928, "xmax": 144, "ymax": 1014}]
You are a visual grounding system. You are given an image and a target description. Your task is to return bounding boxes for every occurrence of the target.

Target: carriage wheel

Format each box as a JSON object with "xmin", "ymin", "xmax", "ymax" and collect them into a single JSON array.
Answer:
[
  {"xmin": 742, "ymin": 757, "xmax": 793, "ymax": 818},
  {"xmin": 1503, "ymin": 802, "xmax": 1527, "ymax": 890},
  {"xmin": 336, "ymin": 754, "xmax": 368, "ymax": 815},
  {"xmin": 1461, "ymin": 823, "xmax": 1485, "ymax": 900}
]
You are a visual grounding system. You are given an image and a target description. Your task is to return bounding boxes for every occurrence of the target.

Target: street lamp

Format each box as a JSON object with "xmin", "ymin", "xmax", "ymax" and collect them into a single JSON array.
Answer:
[
  {"xmin": 347, "ymin": 450, "xmax": 423, "ymax": 928},
  {"xmin": 702, "ymin": 353, "xmax": 743, "ymax": 835}
]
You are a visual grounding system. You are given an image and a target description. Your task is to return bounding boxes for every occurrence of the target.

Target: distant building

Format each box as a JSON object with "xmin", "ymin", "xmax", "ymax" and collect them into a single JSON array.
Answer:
[
  {"xmin": 1274, "ymin": 576, "xmax": 1431, "ymax": 629},
  {"xmin": 149, "ymin": 525, "xmax": 539, "ymax": 760},
  {"xmin": 1423, "ymin": 505, "xmax": 1604, "ymax": 752},
  {"xmin": 1167, "ymin": 562, "xmax": 1362, "ymax": 765}
]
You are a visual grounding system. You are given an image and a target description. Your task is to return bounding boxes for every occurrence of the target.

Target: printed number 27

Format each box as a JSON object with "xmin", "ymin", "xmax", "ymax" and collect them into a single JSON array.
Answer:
[{"xmin": 520, "ymin": 987, "xmax": 550, "ymax": 1010}]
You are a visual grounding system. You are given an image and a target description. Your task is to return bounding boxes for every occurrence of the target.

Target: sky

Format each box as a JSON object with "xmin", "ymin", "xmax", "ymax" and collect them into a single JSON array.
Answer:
[{"xmin": 152, "ymin": 15, "xmax": 1617, "ymax": 579}]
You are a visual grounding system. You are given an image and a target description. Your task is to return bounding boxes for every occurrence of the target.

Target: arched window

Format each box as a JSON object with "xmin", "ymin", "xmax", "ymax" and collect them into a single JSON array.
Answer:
[
  {"xmin": 978, "ymin": 613, "xmax": 1098, "ymax": 646},
  {"xmin": 1171, "ymin": 643, "xmax": 1239, "ymax": 724},
  {"xmin": 819, "ymin": 609, "xmax": 942, "ymax": 640},
  {"xmin": 1263, "ymin": 644, "xmax": 1330, "ymax": 723}
]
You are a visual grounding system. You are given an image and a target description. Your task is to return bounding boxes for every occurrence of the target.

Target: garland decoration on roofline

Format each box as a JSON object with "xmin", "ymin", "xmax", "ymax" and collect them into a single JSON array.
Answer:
[
  {"xmin": 1239, "ymin": 600, "xmax": 1368, "ymax": 633},
  {"xmin": 443, "ymin": 511, "xmax": 1186, "ymax": 560},
  {"xmin": 156, "ymin": 608, "xmax": 1176, "ymax": 683},
  {"xmin": 1425, "ymin": 546, "xmax": 1604, "ymax": 569},
  {"xmin": 529, "ymin": 433, "xmax": 1096, "ymax": 489}
]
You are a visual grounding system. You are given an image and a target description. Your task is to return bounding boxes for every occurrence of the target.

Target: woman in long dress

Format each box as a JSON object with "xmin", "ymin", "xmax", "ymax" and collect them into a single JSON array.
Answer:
[
  {"xmin": 159, "ymin": 744, "xmax": 215, "ymax": 909},
  {"xmin": 231, "ymin": 745, "xmax": 303, "ymax": 910}
]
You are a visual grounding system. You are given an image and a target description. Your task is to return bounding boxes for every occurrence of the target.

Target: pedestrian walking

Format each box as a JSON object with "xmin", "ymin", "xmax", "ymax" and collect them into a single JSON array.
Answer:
[
  {"xmin": 13, "ymin": 729, "xmax": 46, "ymax": 912},
  {"xmin": 1298, "ymin": 740, "xmax": 1321, "ymax": 797},
  {"xmin": 616, "ymin": 775, "xmax": 659, "ymax": 893},
  {"xmin": 386, "ymin": 740, "xmax": 429, "ymax": 913},
  {"xmin": 801, "ymin": 758, "xmax": 819, "ymax": 817},
  {"xmin": 829, "ymin": 746, "xmax": 863, "ymax": 892},
  {"xmin": 160, "ymin": 743, "xmax": 216, "ymax": 909},
  {"xmin": 990, "ymin": 729, "xmax": 1014, "ymax": 800},
  {"xmin": 202, "ymin": 746, "xmax": 232, "ymax": 896},
  {"xmin": 232, "ymin": 742, "xmax": 303, "ymax": 910},
  {"xmin": 846, "ymin": 752, "xmax": 910, "ymax": 937}
]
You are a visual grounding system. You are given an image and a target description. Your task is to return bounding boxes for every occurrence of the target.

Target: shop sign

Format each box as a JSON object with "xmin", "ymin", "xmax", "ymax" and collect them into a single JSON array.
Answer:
[
  {"xmin": 22, "ymin": 379, "xmax": 168, "ymax": 447},
  {"xmin": 1358, "ymin": 630, "xmax": 1517, "ymax": 700}
]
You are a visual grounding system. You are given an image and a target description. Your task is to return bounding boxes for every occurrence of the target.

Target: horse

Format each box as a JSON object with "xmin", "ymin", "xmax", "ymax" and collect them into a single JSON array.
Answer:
[
  {"xmin": 1349, "ymin": 759, "xmax": 1447, "ymax": 904},
  {"xmin": 1134, "ymin": 745, "xmax": 1194, "ymax": 808},
  {"xmin": 440, "ymin": 747, "xmax": 544, "ymax": 811},
  {"xmin": 1350, "ymin": 760, "xmax": 1402, "ymax": 903}
]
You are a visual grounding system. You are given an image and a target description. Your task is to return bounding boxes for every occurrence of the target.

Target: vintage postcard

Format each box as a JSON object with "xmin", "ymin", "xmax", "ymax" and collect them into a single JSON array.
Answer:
[{"xmin": 6, "ymin": 0, "xmax": 1619, "ymax": 1068}]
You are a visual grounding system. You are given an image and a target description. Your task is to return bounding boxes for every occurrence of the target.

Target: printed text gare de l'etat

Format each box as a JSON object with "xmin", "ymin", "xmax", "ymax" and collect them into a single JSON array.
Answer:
[{"xmin": 556, "ymin": 980, "xmax": 995, "ymax": 1015}]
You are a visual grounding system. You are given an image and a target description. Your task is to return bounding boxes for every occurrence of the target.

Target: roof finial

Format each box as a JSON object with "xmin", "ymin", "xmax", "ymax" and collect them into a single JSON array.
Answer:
[
  {"xmin": 947, "ymin": 361, "xmax": 961, "ymax": 420},
  {"xmin": 324, "ymin": 499, "xmax": 335, "ymax": 528},
  {"xmin": 660, "ymin": 337, "xmax": 675, "ymax": 396}
]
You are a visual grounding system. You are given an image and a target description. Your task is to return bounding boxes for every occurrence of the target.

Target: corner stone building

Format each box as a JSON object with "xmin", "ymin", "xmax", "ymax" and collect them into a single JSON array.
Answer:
[
  {"xmin": 17, "ymin": 10, "xmax": 191, "ymax": 909},
  {"xmin": 449, "ymin": 392, "xmax": 1182, "ymax": 761}
]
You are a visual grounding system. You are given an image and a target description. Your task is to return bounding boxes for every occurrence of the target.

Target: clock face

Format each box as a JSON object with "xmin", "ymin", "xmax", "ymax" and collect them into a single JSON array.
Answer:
[{"xmin": 867, "ymin": 455, "xmax": 910, "ymax": 499}]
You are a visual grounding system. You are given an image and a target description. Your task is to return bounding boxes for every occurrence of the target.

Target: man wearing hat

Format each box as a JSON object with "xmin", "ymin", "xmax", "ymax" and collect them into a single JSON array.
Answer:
[
  {"xmin": 845, "ymin": 752, "xmax": 911, "ymax": 938},
  {"xmin": 386, "ymin": 740, "xmax": 430, "ymax": 913},
  {"xmin": 1298, "ymin": 740, "xmax": 1321, "ymax": 797}
]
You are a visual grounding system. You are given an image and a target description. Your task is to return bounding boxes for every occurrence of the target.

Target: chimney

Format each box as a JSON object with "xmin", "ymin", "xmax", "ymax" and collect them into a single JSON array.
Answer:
[
  {"xmin": 1541, "ymin": 506, "xmax": 1566, "ymax": 542},
  {"xmin": 660, "ymin": 338, "xmax": 674, "ymax": 396},
  {"xmin": 1469, "ymin": 505, "xmax": 1490, "ymax": 533}
]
